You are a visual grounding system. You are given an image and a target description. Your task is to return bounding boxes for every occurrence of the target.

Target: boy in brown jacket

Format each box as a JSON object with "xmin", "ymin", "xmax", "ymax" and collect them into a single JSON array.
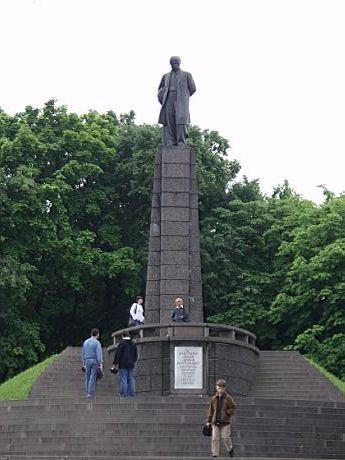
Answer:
[{"xmin": 206, "ymin": 378, "xmax": 237, "ymax": 457}]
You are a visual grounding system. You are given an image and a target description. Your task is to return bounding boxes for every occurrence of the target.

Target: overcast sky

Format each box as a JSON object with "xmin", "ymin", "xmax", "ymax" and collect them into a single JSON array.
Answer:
[{"xmin": 1, "ymin": 0, "xmax": 345, "ymax": 203}]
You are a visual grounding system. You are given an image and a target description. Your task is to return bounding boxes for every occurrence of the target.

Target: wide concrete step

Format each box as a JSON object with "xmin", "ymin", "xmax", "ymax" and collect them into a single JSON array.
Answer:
[
  {"xmin": 1, "ymin": 429, "xmax": 342, "ymax": 442},
  {"xmin": 249, "ymin": 391, "xmax": 343, "ymax": 399},
  {"xmin": 253, "ymin": 377, "xmax": 332, "ymax": 382},
  {"xmin": 1, "ymin": 446, "xmax": 344, "ymax": 458},
  {"xmin": 251, "ymin": 388, "xmax": 343, "ymax": 395},
  {"xmin": 0, "ymin": 457, "xmax": 341, "ymax": 460},
  {"xmin": 253, "ymin": 383, "xmax": 338, "ymax": 389},
  {"xmin": 2, "ymin": 396, "xmax": 345, "ymax": 408},
  {"xmin": 254, "ymin": 369, "xmax": 326, "ymax": 375},
  {"xmin": 0, "ymin": 434, "xmax": 344, "ymax": 447},
  {"xmin": 1, "ymin": 410, "xmax": 344, "ymax": 424},
  {"xmin": 2, "ymin": 441, "xmax": 345, "ymax": 455}
]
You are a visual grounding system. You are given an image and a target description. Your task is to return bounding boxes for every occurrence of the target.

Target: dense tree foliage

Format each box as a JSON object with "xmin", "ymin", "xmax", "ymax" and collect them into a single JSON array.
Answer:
[
  {"xmin": 0, "ymin": 101, "xmax": 344, "ymax": 382},
  {"xmin": 0, "ymin": 101, "xmax": 238, "ymax": 381},
  {"xmin": 271, "ymin": 195, "xmax": 345, "ymax": 379}
]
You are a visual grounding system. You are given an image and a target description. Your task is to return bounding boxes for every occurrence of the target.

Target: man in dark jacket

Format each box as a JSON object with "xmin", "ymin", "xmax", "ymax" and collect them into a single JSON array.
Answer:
[
  {"xmin": 206, "ymin": 379, "xmax": 237, "ymax": 457},
  {"xmin": 112, "ymin": 331, "xmax": 138, "ymax": 398}
]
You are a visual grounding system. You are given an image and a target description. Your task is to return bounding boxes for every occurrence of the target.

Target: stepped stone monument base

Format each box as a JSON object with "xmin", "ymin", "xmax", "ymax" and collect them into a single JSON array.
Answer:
[
  {"xmin": 109, "ymin": 146, "xmax": 259, "ymax": 396},
  {"xmin": 22, "ymin": 347, "xmax": 345, "ymax": 458}
]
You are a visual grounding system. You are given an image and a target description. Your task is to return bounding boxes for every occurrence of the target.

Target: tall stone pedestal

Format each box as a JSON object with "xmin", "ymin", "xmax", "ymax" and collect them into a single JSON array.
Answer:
[
  {"xmin": 145, "ymin": 146, "xmax": 203, "ymax": 323},
  {"xmin": 107, "ymin": 145, "xmax": 260, "ymax": 396}
]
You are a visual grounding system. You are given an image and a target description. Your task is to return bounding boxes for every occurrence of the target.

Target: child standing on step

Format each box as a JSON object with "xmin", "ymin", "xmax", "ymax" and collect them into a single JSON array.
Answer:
[{"xmin": 206, "ymin": 378, "xmax": 237, "ymax": 457}]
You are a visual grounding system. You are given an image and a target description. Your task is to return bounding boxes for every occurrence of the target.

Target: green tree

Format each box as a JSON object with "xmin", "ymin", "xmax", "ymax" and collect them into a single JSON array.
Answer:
[
  {"xmin": 204, "ymin": 184, "xmax": 315, "ymax": 349},
  {"xmin": 270, "ymin": 195, "xmax": 345, "ymax": 377}
]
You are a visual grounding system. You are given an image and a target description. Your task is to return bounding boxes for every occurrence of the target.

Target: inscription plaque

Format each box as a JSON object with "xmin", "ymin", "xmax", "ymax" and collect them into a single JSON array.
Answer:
[{"xmin": 174, "ymin": 346, "xmax": 203, "ymax": 389}]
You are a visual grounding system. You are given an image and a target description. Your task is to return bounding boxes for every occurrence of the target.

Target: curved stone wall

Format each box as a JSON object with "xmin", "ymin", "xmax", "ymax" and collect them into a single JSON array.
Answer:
[
  {"xmin": 208, "ymin": 340, "xmax": 259, "ymax": 396},
  {"xmin": 108, "ymin": 323, "xmax": 260, "ymax": 396}
]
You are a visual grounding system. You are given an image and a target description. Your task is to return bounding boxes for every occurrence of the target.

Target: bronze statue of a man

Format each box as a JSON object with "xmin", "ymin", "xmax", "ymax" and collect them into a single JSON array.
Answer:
[{"xmin": 158, "ymin": 56, "xmax": 196, "ymax": 146}]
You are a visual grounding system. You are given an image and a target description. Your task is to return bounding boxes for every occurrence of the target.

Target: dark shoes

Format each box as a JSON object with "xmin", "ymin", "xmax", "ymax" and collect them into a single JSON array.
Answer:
[{"xmin": 211, "ymin": 447, "xmax": 234, "ymax": 457}]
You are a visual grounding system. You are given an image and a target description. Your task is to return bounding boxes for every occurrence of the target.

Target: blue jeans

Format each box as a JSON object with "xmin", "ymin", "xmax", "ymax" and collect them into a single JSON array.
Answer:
[
  {"xmin": 85, "ymin": 358, "xmax": 97, "ymax": 396},
  {"xmin": 119, "ymin": 368, "xmax": 135, "ymax": 397}
]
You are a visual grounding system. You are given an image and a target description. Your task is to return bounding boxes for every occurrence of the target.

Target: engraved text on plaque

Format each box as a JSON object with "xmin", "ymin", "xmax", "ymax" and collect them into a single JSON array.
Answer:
[{"xmin": 174, "ymin": 346, "xmax": 203, "ymax": 389}]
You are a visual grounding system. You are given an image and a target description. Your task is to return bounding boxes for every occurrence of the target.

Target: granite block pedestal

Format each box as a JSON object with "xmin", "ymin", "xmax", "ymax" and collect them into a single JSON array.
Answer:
[{"xmin": 145, "ymin": 146, "xmax": 203, "ymax": 323}]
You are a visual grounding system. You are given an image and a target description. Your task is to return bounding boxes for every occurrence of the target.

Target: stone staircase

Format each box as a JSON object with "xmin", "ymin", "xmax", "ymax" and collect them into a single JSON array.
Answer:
[
  {"xmin": 29, "ymin": 347, "xmax": 116, "ymax": 399},
  {"xmin": 0, "ymin": 348, "xmax": 344, "ymax": 459},
  {"xmin": 249, "ymin": 351, "xmax": 344, "ymax": 401}
]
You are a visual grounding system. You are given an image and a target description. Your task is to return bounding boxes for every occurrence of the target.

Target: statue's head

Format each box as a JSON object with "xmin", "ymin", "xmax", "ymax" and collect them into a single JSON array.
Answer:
[{"xmin": 170, "ymin": 56, "xmax": 181, "ymax": 71}]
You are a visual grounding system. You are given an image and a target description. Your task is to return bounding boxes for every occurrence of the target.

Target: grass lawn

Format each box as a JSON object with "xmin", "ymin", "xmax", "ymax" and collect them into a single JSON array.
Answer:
[
  {"xmin": 307, "ymin": 357, "xmax": 345, "ymax": 396},
  {"xmin": 0, "ymin": 355, "xmax": 59, "ymax": 400}
]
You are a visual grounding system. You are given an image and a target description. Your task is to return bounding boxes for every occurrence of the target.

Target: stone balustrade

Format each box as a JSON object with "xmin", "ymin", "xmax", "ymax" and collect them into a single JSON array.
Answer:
[{"xmin": 109, "ymin": 322, "xmax": 257, "ymax": 350}]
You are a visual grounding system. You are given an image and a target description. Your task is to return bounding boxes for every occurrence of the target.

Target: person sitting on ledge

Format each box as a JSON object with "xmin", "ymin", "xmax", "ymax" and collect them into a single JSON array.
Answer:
[{"xmin": 171, "ymin": 297, "xmax": 189, "ymax": 322}]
